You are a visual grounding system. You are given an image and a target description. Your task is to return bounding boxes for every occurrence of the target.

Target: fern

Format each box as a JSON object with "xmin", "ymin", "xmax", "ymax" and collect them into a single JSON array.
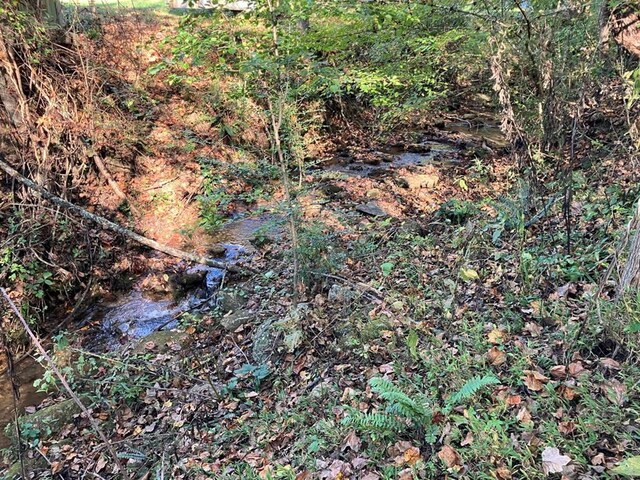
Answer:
[
  {"xmin": 444, "ymin": 374, "xmax": 500, "ymax": 411},
  {"xmin": 370, "ymin": 377, "xmax": 430, "ymax": 420},
  {"xmin": 117, "ymin": 448, "xmax": 147, "ymax": 461},
  {"xmin": 342, "ymin": 407, "xmax": 405, "ymax": 434},
  {"xmin": 343, "ymin": 374, "xmax": 500, "ymax": 439}
]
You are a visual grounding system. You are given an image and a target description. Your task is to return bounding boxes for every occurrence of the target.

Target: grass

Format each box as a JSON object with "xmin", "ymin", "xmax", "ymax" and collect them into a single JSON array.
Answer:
[{"xmin": 61, "ymin": 0, "xmax": 167, "ymax": 10}]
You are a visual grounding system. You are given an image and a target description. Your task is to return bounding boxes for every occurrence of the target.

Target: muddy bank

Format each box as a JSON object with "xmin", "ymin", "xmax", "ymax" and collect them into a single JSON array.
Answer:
[{"xmin": 0, "ymin": 358, "xmax": 46, "ymax": 450}]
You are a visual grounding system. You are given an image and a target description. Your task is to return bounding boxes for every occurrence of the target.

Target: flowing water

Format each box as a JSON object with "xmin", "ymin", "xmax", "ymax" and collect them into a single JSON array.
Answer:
[
  {"xmin": 0, "ymin": 215, "xmax": 273, "ymax": 451},
  {"xmin": 325, "ymin": 140, "xmax": 458, "ymax": 177},
  {"xmin": 0, "ymin": 133, "xmax": 478, "ymax": 452}
]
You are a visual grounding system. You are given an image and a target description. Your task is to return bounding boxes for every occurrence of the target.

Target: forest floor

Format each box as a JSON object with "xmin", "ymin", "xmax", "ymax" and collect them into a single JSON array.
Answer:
[{"xmin": 2, "ymin": 6, "xmax": 640, "ymax": 480}]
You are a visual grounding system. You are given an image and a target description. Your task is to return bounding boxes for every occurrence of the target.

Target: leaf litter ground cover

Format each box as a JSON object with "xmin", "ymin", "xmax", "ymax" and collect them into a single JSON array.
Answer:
[{"xmin": 3, "ymin": 9, "xmax": 640, "ymax": 480}]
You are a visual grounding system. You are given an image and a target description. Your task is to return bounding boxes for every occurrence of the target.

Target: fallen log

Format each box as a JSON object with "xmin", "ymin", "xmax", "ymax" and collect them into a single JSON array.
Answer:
[{"xmin": 0, "ymin": 154, "xmax": 233, "ymax": 270}]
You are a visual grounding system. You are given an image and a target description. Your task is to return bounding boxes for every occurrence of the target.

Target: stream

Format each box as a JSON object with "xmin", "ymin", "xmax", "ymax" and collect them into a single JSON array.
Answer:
[{"xmin": 0, "ymin": 128, "xmax": 503, "ymax": 452}]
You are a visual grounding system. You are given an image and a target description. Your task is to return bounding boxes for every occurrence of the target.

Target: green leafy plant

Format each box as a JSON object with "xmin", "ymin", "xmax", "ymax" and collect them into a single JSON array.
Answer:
[{"xmin": 343, "ymin": 374, "xmax": 499, "ymax": 442}]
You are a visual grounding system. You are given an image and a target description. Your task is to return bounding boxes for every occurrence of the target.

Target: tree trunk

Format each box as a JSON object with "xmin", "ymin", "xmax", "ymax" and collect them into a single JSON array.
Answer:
[
  {"xmin": 617, "ymin": 198, "xmax": 640, "ymax": 298},
  {"xmin": 20, "ymin": 0, "xmax": 64, "ymax": 26}
]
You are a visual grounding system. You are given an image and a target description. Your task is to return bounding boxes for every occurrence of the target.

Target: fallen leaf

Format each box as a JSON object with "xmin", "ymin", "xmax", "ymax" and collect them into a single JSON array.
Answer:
[
  {"xmin": 602, "ymin": 379, "xmax": 627, "ymax": 406},
  {"xmin": 506, "ymin": 395, "xmax": 522, "ymax": 406},
  {"xmin": 541, "ymin": 447, "xmax": 571, "ymax": 475},
  {"xmin": 611, "ymin": 455, "xmax": 640, "ymax": 476},
  {"xmin": 460, "ymin": 267, "xmax": 479, "ymax": 281},
  {"xmin": 403, "ymin": 446, "xmax": 422, "ymax": 465},
  {"xmin": 558, "ymin": 421, "xmax": 576, "ymax": 435},
  {"xmin": 361, "ymin": 474, "xmax": 380, "ymax": 480},
  {"xmin": 342, "ymin": 431, "xmax": 361, "ymax": 452},
  {"xmin": 437, "ymin": 445, "xmax": 462, "ymax": 468},
  {"xmin": 523, "ymin": 370, "xmax": 548, "ymax": 391},
  {"xmin": 351, "ymin": 457, "xmax": 368, "ymax": 470},
  {"xmin": 556, "ymin": 385, "xmax": 576, "ymax": 401},
  {"xmin": 95, "ymin": 455, "xmax": 107, "ymax": 473},
  {"xmin": 488, "ymin": 328, "xmax": 506, "ymax": 344},
  {"xmin": 568, "ymin": 362, "xmax": 586, "ymax": 377},
  {"xmin": 494, "ymin": 466, "xmax": 512, "ymax": 479},
  {"xmin": 524, "ymin": 322, "xmax": 542, "ymax": 337},
  {"xmin": 517, "ymin": 406, "xmax": 533, "ymax": 425},
  {"xmin": 549, "ymin": 365, "xmax": 567, "ymax": 379},
  {"xmin": 460, "ymin": 431, "xmax": 474, "ymax": 446},
  {"xmin": 600, "ymin": 358, "xmax": 620, "ymax": 370},
  {"xmin": 487, "ymin": 347, "xmax": 506, "ymax": 366}
]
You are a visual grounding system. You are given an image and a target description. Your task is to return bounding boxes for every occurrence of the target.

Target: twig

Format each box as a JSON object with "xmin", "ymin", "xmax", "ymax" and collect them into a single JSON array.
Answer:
[
  {"xmin": 0, "ymin": 154, "xmax": 236, "ymax": 271},
  {"xmin": 1, "ymin": 288, "xmax": 130, "ymax": 479},
  {"xmin": 92, "ymin": 153, "xmax": 140, "ymax": 216}
]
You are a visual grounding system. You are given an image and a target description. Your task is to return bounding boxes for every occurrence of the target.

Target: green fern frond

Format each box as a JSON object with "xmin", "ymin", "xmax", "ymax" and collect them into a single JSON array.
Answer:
[
  {"xmin": 369, "ymin": 376, "xmax": 432, "ymax": 426},
  {"xmin": 371, "ymin": 378, "xmax": 428, "ymax": 416},
  {"xmin": 342, "ymin": 408, "xmax": 404, "ymax": 433},
  {"xmin": 117, "ymin": 449, "xmax": 147, "ymax": 461},
  {"xmin": 445, "ymin": 374, "xmax": 500, "ymax": 410}
]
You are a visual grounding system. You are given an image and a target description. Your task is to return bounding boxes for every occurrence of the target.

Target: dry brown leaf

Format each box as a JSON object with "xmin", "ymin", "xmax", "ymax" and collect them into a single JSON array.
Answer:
[
  {"xmin": 600, "ymin": 358, "xmax": 620, "ymax": 370},
  {"xmin": 361, "ymin": 474, "xmax": 380, "ymax": 480},
  {"xmin": 488, "ymin": 328, "xmax": 506, "ymax": 344},
  {"xmin": 524, "ymin": 322, "xmax": 542, "ymax": 337},
  {"xmin": 398, "ymin": 469, "xmax": 414, "ymax": 480},
  {"xmin": 523, "ymin": 370, "xmax": 548, "ymax": 391},
  {"xmin": 541, "ymin": 446, "xmax": 571, "ymax": 475},
  {"xmin": 487, "ymin": 346, "xmax": 507, "ymax": 366},
  {"xmin": 95, "ymin": 456, "xmax": 107, "ymax": 473},
  {"xmin": 362, "ymin": 473, "xmax": 380, "ymax": 480},
  {"xmin": 351, "ymin": 457, "xmax": 368, "ymax": 470},
  {"xmin": 556, "ymin": 385, "xmax": 576, "ymax": 401},
  {"xmin": 494, "ymin": 466, "xmax": 512, "ymax": 479},
  {"xmin": 403, "ymin": 446, "xmax": 422, "ymax": 465},
  {"xmin": 506, "ymin": 395, "xmax": 522, "ymax": 406},
  {"xmin": 602, "ymin": 379, "xmax": 627, "ymax": 406},
  {"xmin": 549, "ymin": 365, "xmax": 567, "ymax": 379},
  {"xmin": 516, "ymin": 406, "xmax": 533, "ymax": 425},
  {"xmin": 461, "ymin": 431, "xmax": 474, "ymax": 446},
  {"xmin": 342, "ymin": 431, "xmax": 362, "ymax": 452},
  {"xmin": 558, "ymin": 421, "xmax": 576, "ymax": 435},
  {"xmin": 437, "ymin": 445, "xmax": 462, "ymax": 468},
  {"xmin": 568, "ymin": 362, "xmax": 586, "ymax": 377}
]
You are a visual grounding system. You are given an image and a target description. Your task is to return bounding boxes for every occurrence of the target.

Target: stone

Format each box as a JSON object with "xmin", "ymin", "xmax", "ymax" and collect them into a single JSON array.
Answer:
[
  {"xmin": 401, "ymin": 173, "xmax": 439, "ymax": 190},
  {"xmin": 252, "ymin": 319, "xmax": 279, "ymax": 364},
  {"xmin": 355, "ymin": 202, "xmax": 388, "ymax": 217},
  {"xmin": 216, "ymin": 288, "xmax": 248, "ymax": 313},
  {"xmin": 366, "ymin": 188, "xmax": 381, "ymax": 199},
  {"xmin": 6, "ymin": 399, "xmax": 82, "ymax": 447},
  {"xmin": 327, "ymin": 284, "xmax": 355, "ymax": 303},
  {"xmin": 220, "ymin": 310, "xmax": 252, "ymax": 331},
  {"xmin": 169, "ymin": 268, "xmax": 207, "ymax": 293}
]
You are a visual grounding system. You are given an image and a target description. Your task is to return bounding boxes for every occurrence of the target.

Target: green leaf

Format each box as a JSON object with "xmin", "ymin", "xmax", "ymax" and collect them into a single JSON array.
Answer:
[
  {"xmin": 406, "ymin": 330, "xmax": 418, "ymax": 360},
  {"xmin": 381, "ymin": 262, "xmax": 394, "ymax": 277},
  {"xmin": 459, "ymin": 267, "xmax": 479, "ymax": 281},
  {"xmin": 612, "ymin": 456, "xmax": 640, "ymax": 476}
]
